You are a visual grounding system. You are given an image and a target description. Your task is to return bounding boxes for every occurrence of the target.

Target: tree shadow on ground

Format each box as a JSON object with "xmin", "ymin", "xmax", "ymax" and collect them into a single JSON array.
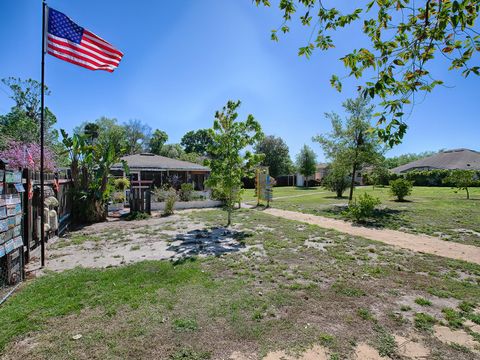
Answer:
[
  {"xmin": 323, "ymin": 205, "xmax": 410, "ymax": 230},
  {"xmin": 167, "ymin": 227, "xmax": 251, "ymax": 261}
]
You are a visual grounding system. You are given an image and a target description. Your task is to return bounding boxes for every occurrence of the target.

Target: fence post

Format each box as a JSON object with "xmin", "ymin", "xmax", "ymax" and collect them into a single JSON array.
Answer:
[{"xmin": 22, "ymin": 169, "xmax": 32, "ymax": 263}]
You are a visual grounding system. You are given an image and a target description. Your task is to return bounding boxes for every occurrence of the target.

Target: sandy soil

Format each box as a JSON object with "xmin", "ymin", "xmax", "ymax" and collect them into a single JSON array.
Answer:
[
  {"xmin": 434, "ymin": 325, "xmax": 480, "ymax": 354},
  {"xmin": 230, "ymin": 339, "xmax": 430, "ymax": 360},
  {"xmin": 26, "ymin": 212, "xmax": 251, "ymax": 274},
  {"xmin": 255, "ymin": 207, "xmax": 480, "ymax": 264}
]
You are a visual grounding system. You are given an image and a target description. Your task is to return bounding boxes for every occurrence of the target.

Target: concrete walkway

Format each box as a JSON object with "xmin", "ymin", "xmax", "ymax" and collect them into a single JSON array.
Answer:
[{"xmin": 249, "ymin": 206, "xmax": 480, "ymax": 265}]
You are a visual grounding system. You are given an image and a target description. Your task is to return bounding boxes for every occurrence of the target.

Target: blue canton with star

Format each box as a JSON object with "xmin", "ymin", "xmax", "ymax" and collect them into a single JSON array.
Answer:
[{"xmin": 48, "ymin": 8, "xmax": 84, "ymax": 44}]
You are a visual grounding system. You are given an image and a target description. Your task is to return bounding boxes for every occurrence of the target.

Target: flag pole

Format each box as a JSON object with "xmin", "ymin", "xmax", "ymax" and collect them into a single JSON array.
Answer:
[{"xmin": 40, "ymin": 0, "xmax": 47, "ymax": 267}]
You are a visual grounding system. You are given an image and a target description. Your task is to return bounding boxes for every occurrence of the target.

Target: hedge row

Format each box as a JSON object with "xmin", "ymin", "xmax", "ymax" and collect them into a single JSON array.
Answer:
[{"xmin": 364, "ymin": 169, "xmax": 480, "ymax": 187}]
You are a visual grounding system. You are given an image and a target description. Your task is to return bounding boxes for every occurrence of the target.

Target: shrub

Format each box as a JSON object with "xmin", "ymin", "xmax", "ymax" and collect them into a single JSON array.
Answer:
[
  {"xmin": 125, "ymin": 211, "xmax": 150, "ymax": 221},
  {"xmin": 389, "ymin": 178, "xmax": 413, "ymax": 201},
  {"xmin": 405, "ymin": 169, "xmax": 451, "ymax": 186},
  {"xmin": 153, "ymin": 185, "xmax": 171, "ymax": 202},
  {"xmin": 179, "ymin": 183, "xmax": 194, "ymax": 201},
  {"xmin": 414, "ymin": 312, "xmax": 436, "ymax": 331},
  {"xmin": 306, "ymin": 178, "xmax": 322, "ymax": 187},
  {"xmin": 323, "ymin": 166, "xmax": 350, "ymax": 197},
  {"xmin": 112, "ymin": 192, "xmax": 125, "ymax": 204},
  {"xmin": 163, "ymin": 188, "xmax": 178, "ymax": 216},
  {"xmin": 114, "ymin": 178, "xmax": 130, "ymax": 191},
  {"xmin": 415, "ymin": 297, "xmax": 432, "ymax": 306},
  {"xmin": 344, "ymin": 193, "xmax": 381, "ymax": 222}
]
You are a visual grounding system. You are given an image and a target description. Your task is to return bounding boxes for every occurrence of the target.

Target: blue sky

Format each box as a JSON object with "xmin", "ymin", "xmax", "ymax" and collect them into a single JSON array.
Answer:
[{"xmin": 0, "ymin": 1, "xmax": 478, "ymax": 162}]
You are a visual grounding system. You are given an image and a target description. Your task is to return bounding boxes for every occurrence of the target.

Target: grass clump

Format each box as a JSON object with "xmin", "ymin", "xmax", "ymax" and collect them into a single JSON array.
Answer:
[
  {"xmin": 449, "ymin": 343, "xmax": 471, "ymax": 353},
  {"xmin": 400, "ymin": 305, "xmax": 412, "ymax": 311},
  {"xmin": 414, "ymin": 297, "xmax": 432, "ymax": 306},
  {"xmin": 331, "ymin": 282, "xmax": 366, "ymax": 297},
  {"xmin": 357, "ymin": 308, "xmax": 375, "ymax": 321},
  {"xmin": 318, "ymin": 333, "xmax": 336, "ymax": 347},
  {"xmin": 468, "ymin": 314, "xmax": 480, "ymax": 325},
  {"xmin": 442, "ymin": 308, "xmax": 464, "ymax": 328},
  {"xmin": 374, "ymin": 326, "xmax": 397, "ymax": 357},
  {"xmin": 163, "ymin": 187, "xmax": 178, "ymax": 216},
  {"xmin": 414, "ymin": 313, "xmax": 436, "ymax": 331},
  {"xmin": 458, "ymin": 301, "xmax": 476, "ymax": 313},
  {"xmin": 172, "ymin": 318, "xmax": 198, "ymax": 332},
  {"xmin": 169, "ymin": 347, "xmax": 211, "ymax": 360},
  {"xmin": 125, "ymin": 211, "xmax": 150, "ymax": 221}
]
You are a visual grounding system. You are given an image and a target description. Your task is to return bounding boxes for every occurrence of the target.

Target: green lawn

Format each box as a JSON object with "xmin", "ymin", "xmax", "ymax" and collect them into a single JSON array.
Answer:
[
  {"xmin": 1, "ymin": 209, "xmax": 480, "ymax": 359},
  {"xmin": 244, "ymin": 186, "xmax": 480, "ymax": 247}
]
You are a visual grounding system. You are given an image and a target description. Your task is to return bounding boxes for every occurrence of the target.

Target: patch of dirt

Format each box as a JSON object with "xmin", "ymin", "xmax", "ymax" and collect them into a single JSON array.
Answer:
[
  {"xmin": 260, "ymin": 345, "xmax": 329, "ymax": 360},
  {"xmin": 303, "ymin": 238, "xmax": 332, "ymax": 252},
  {"xmin": 395, "ymin": 293, "xmax": 459, "ymax": 321},
  {"xmin": 433, "ymin": 325, "xmax": 480, "ymax": 353},
  {"xmin": 354, "ymin": 343, "xmax": 382, "ymax": 359},
  {"xmin": 229, "ymin": 351, "xmax": 256, "ymax": 360},
  {"xmin": 465, "ymin": 320, "xmax": 480, "ymax": 334},
  {"xmin": 27, "ymin": 213, "xmax": 251, "ymax": 274},
  {"xmin": 394, "ymin": 334, "xmax": 430, "ymax": 359}
]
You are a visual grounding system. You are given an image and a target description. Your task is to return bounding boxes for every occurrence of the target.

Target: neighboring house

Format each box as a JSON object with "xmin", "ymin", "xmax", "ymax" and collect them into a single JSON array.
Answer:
[
  {"xmin": 391, "ymin": 148, "xmax": 480, "ymax": 174},
  {"xmin": 296, "ymin": 163, "xmax": 329, "ymax": 187},
  {"xmin": 111, "ymin": 153, "xmax": 210, "ymax": 190}
]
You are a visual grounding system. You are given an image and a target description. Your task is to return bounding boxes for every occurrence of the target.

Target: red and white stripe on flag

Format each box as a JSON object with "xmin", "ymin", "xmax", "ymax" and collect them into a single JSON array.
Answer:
[{"xmin": 47, "ymin": 8, "xmax": 123, "ymax": 72}]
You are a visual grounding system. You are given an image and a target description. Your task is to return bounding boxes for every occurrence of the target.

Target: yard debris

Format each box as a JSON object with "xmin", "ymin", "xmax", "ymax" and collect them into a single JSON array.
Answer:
[{"xmin": 71, "ymin": 334, "xmax": 82, "ymax": 340}]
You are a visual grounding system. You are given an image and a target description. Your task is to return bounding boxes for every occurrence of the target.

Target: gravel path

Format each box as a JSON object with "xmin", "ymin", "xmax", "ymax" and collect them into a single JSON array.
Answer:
[{"xmin": 253, "ymin": 207, "xmax": 480, "ymax": 265}]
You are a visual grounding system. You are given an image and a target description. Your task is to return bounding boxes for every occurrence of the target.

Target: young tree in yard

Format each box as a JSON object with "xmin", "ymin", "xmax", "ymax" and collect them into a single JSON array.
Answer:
[
  {"xmin": 254, "ymin": 1, "xmax": 480, "ymax": 145},
  {"xmin": 149, "ymin": 129, "xmax": 169, "ymax": 155},
  {"xmin": 254, "ymin": 135, "xmax": 294, "ymax": 178},
  {"xmin": 295, "ymin": 145, "xmax": 317, "ymax": 186},
  {"xmin": 314, "ymin": 97, "xmax": 383, "ymax": 201},
  {"xmin": 181, "ymin": 129, "xmax": 213, "ymax": 155},
  {"xmin": 444, "ymin": 170, "xmax": 478, "ymax": 199},
  {"xmin": 323, "ymin": 162, "xmax": 350, "ymax": 198},
  {"xmin": 205, "ymin": 100, "xmax": 263, "ymax": 226}
]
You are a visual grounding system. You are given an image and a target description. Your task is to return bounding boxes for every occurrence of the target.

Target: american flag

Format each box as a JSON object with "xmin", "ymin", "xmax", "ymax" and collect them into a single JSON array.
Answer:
[{"xmin": 47, "ymin": 8, "xmax": 123, "ymax": 72}]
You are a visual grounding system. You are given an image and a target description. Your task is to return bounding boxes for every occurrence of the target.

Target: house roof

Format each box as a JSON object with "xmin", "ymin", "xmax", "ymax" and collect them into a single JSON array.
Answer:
[
  {"xmin": 391, "ymin": 149, "xmax": 480, "ymax": 174},
  {"xmin": 111, "ymin": 153, "xmax": 210, "ymax": 172}
]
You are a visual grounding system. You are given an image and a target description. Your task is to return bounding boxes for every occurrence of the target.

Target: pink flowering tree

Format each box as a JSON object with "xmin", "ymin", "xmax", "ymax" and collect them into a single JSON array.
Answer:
[{"xmin": 0, "ymin": 141, "xmax": 56, "ymax": 172}]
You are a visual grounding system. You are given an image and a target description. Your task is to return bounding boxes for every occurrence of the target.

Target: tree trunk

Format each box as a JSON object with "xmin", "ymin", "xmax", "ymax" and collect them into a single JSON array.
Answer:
[
  {"xmin": 466, "ymin": 187, "xmax": 470, "ymax": 200},
  {"xmin": 227, "ymin": 207, "xmax": 231, "ymax": 227},
  {"xmin": 349, "ymin": 162, "xmax": 357, "ymax": 201}
]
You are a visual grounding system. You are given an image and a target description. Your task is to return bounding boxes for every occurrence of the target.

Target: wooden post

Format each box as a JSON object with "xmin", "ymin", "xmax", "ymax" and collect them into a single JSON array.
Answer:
[{"xmin": 22, "ymin": 169, "xmax": 32, "ymax": 263}]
